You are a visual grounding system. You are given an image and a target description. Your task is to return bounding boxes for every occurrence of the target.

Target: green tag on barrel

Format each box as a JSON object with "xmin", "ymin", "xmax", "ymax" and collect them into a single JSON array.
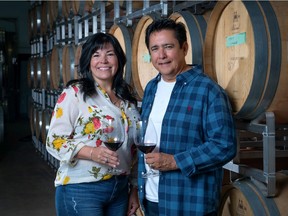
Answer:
[{"xmin": 226, "ymin": 32, "xmax": 246, "ymax": 47}]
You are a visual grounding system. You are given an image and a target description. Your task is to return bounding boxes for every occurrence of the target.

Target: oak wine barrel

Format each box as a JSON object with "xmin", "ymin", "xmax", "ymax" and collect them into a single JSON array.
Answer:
[
  {"xmin": 35, "ymin": 107, "xmax": 42, "ymax": 142},
  {"xmin": 27, "ymin": 58, "xmax": 34, "ymax": 89},
  {"xmin": 40, "ymin": 1, "xmax": 48, "ymax": 35},
  {"xmin": 50, "ymin": 45, "xmax": 64, "ymax": 90},
  {"xmin": 29, "ymin": 101, "xmax": 35, "ymax": 137},
  {"xmin": 43, "ymin": 54, "xmax": 51, "ymax": 90},
  {"xmin": 40, "ymin": 56, "xmax": 47, "ymax": 89},
  {"xmin": 62, "ymin": 1, "xmax": 73, "ymax": 19},
  {"xmin": 219, "ymin": 172, "xmax": 288, "ymax": 215},
  {"xmin": 47, "ymin": 1, "xmax": 61, "ymax": 30},
  {"xmin": 109, "ymin": 24, "xmax": 133, "ymax": 84},
  {"xmin": 28, "ymin": 7, "xmax": 34, "ymax": 40},
  {"xmin": 204, "ymin": 1, "xmax": 288, "ymax": 123},
  {"xmin": 33, "ymin": 57, "xmax": 41, "ymax": 89},
  {"xmin": 131, "ymin": 13, "xmax": 160, "ymax": 99},
  {"xmin": 62, "ymin": 44, "xmax": 76, "ymax": 86},
  {"xmin": 74, "ymin": 43, "xmax": 83, "ymax": 79},
  {"xmin": 72, "ymin": 0, "xmax": 94, "ymax": 16},
  {"xmin": 169, "ymin": 10, "xmax": 209, "ymax": 66},
  {"xmin": 41, "ymin": 109, "xmax": 52, "ymax": 144}
]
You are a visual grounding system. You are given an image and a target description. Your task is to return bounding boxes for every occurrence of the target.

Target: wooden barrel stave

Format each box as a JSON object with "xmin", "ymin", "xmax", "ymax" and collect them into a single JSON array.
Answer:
[
  {"xmin": 62, "ymin": 1, "xmax": 73, "ymax": 19},
  {"xmin": 41, "ymin": 109, "xmax": 52, "ymax": 144},
  {"xmin": 169, "ymin": 11, "xmax": 208, "ymax": 66},
  {"xmin": 40, "ymin": 1, "xmax": 48, "ymax": 35},
  {"xmin": 46, "ymin": 54, "xmax": 51, "ymax": 90},
  {"xmin": 257, "ymin": 2, "xmax": 288, "ymax": 123},
  {"xmin": 50, "ymin": 45, "xmax": 64, "ymax": 90},
  {"xmin": 32, "ymin": 106, "xmax": 39, "ymax": 139},
  {"xmin": 35, "ymin": 108, "xmax": 42, "ymax": 142},
  {"xmin": 40, "ymin": 56, "xmax": 47, "ymax": 89},
  {"xmin": 109, "ymin": 24, "xmax": 133, "ymax": 84},
  {"xmin": 72, "ymin": 0, "xmax": 93, "ymax": 16},
  {"xmin": 47, "ymin": 1, "xmax": 62, "ymax": 30},
  {"xmin": 27, "ymin": 58, "xmax": 34, "ymax": 89},
  {"xmin": 62, "ymin": 44, "xmax": 76, "ymax": 86},
  {"xmin": 131, "ymin": 13, "xmax": 160, "ymax": 99},
  {"xmin": 30, "ymin": 3, "xmax": 42, "ymax": 38},
  {"xmin": 74, "ymin": 44, "xmax": 83, "ymax": 79},
  {"xmin": 33, "ymin": 58, "xmax": 42, "ymax": 89},
  {"xmin": 47, "ymin": 1, "xmax": 57, "ymax": 30},
  {"xmin": 28, "ymin": 8, "xmax": 34, "ymax": 40}
]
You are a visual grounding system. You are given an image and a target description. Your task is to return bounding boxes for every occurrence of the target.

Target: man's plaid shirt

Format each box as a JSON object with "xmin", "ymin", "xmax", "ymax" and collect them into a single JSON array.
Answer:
[{"xmin": 138, "ymin": 65, "xmax": 237, "ymax": 215}]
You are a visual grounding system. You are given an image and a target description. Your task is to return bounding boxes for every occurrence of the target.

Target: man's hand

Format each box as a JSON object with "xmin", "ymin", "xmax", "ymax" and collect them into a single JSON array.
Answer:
[{"xmin": 145, "ymin": 152, "xmax": 178, "ymax": 171}]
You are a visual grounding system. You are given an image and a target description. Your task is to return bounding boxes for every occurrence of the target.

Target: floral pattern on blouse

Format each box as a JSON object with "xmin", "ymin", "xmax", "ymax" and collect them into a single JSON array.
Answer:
[{"xmin": 46, "ymin": 84, "xmax": 140, "ymax": 186}]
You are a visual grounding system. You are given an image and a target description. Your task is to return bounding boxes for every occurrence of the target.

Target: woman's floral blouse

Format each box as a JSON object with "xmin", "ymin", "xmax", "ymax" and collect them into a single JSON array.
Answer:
[{"xmin": 46, "ymin": 83, "xmax": 140, "ymax": 187}]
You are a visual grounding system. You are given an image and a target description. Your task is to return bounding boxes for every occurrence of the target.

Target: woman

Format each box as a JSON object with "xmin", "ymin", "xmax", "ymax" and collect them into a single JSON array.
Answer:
[{"xmin": 46, "ymin": 32, "xmax": 140, "ymax": 216}]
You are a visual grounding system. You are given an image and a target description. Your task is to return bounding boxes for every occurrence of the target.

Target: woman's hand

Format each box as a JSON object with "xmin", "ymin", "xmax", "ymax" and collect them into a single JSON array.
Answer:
[
  {"xmin": 127, "ymin": 187, "xmax": 140, "ymax": 216},
  {"xmin": 91, "ymin": 146, "xmax": 120, "ymax": 167},
  {"xmin": 76, "ymin": 146, "xmax": 119, "ymax": 167}
]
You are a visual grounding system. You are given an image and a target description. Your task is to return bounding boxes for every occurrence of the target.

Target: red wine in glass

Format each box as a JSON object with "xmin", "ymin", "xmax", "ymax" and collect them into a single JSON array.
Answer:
[
  {"xmin": 134, "ymin": 120, "xmax": 159, "ymax": 178},
  {"xmin": 103, "ymin": 141, "xmax": 123, "ymax": 151},
  {"xmin": 101, "ymin": 119, "xmax": 125, "ymax": 174},
  {"xmin": 136, "ymin": 143, "xmax": 156, "ymax": 154}
]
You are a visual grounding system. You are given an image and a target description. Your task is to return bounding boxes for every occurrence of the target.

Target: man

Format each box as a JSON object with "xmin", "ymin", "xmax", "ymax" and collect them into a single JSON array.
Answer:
[{"xmin": 138, "ymin": 18, "xmax": 237, "ymax": 216}]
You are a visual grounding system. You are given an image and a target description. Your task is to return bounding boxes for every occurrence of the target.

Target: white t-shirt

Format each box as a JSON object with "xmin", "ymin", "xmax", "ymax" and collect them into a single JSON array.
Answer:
[{"xmin": 145, "ymin": 77, "xmax": 175, "ymax": 202}]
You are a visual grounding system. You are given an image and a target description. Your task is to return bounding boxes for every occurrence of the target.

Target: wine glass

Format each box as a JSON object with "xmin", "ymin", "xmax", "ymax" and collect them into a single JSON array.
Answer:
[
  {"xmin": 101, "ymin": 118, "xmax": 125, "ymax": 174},
  {"xmin": 134, "ymin": 120, "xmax": 159, "ymax": 178}
]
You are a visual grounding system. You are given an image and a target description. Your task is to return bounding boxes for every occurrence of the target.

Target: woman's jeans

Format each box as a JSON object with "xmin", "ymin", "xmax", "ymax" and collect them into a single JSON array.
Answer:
[{"xmin": 55, "ymin": 175, "xmax": 128, "ymax": 216}]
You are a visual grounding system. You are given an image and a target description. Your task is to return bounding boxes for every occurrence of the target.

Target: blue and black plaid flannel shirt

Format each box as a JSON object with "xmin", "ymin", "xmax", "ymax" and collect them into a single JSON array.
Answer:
[{"xmin": 138, "ymin": 65, "xmax": 237, "ymax": 215}]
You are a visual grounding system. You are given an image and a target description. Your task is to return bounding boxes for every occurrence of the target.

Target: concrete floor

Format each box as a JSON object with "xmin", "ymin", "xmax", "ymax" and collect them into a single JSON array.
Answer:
[{"xmin": 0, "ymin": 118, "xmax": 56, "ymax": 216}]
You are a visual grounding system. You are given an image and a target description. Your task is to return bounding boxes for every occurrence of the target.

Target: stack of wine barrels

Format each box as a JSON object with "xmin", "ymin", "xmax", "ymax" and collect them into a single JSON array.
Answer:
[
  {"xmin": 27, "ymin": 2, "xmax": 288, "ymax": 215},
  {"xmin": 28, "ymin": 0, "xmax": 288, "ymax": 122},
  {"xmin": 203, "ymin": 1, "xmax": 288, "ymax": 215},
  {"xmin": 204, "ymin": 1, "xmax": 288, "ymax": 124}
]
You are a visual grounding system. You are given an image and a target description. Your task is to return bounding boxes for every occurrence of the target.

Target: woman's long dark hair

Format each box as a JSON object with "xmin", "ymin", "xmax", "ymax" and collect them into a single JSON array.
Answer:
[{"xmin": 67, "ymin": 32, "xmax": 137, "ymax": 105}]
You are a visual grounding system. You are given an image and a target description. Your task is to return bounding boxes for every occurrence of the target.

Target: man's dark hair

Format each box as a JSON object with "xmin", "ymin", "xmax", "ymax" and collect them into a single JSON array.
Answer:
[{"xmin": 145, "ymin": 18, "xmax": 187, "ymax": 50}]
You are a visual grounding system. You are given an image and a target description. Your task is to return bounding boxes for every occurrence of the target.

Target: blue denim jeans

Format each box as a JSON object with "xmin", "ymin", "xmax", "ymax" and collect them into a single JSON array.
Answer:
[
  {"xmin": 55, "ymin": 176, "xmax": 128, "ymax": 216},
  {"xmin": 143, "ymin": 199, "xmax": 159, "ymax": 216}
]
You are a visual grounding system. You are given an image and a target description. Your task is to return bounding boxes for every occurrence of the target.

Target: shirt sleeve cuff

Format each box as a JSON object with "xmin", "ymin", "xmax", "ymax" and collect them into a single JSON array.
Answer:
[
  {"xmin": 69, "ymin": 142, "xmax": 86, "ymax": 166},
  {"xmin": 174, "ymin": 151, "xmax": 196, "ymax": 177}
]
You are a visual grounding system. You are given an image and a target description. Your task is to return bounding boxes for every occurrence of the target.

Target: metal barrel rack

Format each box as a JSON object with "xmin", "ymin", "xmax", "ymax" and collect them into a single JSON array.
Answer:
[{"xmin": 224, "ymin": 112, "xmax": 288, "ymax": 197}]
